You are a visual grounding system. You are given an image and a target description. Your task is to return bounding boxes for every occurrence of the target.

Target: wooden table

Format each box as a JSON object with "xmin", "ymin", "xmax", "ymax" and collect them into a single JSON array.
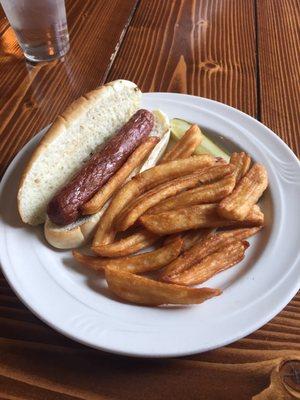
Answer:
[{"xmin": 0, "ymin": 1, "xmax": 299, "ymax": 398}]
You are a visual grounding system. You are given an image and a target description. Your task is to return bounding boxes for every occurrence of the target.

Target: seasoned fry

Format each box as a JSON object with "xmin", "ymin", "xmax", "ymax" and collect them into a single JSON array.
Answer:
[
  {"xmin": 115, "ymin": 170, "xmax": 235, "ymax": 231},
  {"xmin": 163, "ymin": 229, "xmax": 213, "ymax": 250},
  {"xmin": 117, "ymin": 164, "xmax": 234, "ymax": 228},
  {"xmin": 82, "ymin": 137, "xmax": 159, "ymax": 215},
  {"xmin": 166, "ymin": 241, "xmax": 249, "ymax": 285},
  {"xmin": 147, "ymin": 175, "xmax": 235, "ymax": 214},
  {"xmin": 160, "ymin": 125, "xmax": 202, "ymax": 163},
  {"xmin": 230, "ymin": 152, "xmax": 251, "ymax": 183},
  {"xmin": 181, "ymin": 229, "xmax": 214, "ymax": 251},
  {"xmin": 163, "ymin": 233, "xmax": 182, "ymax": 245},
  {"xmin": 161, "ymin": 227, "xmax": 260, "ymax": 280},
  {"xmin": 140, "ymin": 203, "xmax": 264, "ymax": 235},
  {"xmin": 215, "ymin": 226, "xmax": 262, "ymax": 239},
  {"xmin": 172, "ymin": 163, "xmax": 234, "ymax": 183},
  {"xmin": 74, "ymin": 237, "xmax": 183, "ymax": 274},
  {"xmin": 105, "ymin": 267, "xmax": 222, "ymax": 306},
  {"xmin": 218, "ymin": 164, "xmax": 268, "ymax": 221},
  {"xmin": 115, "ymin": 174, "xmax": 207, "ymax": 232},
  {"xmin": 92, "ymin": 155, "xmax": 216, "ymax": 247},
  {"xmin": 92, "ymin": 229, "xmax": 158, "ymax": 257},
  {"xmin": 215, "ymin": 157, "xmax": 227, "ymax": 164}
]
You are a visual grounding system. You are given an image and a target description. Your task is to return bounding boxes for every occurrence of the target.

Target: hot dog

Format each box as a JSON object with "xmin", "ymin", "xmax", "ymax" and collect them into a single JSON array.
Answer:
[
  {"xmin": 47, "ymin": 109, "xmax": 154, "ymax": 226},
  {"xmin": 17, "ymin": 80, "xmax": 170, "ymax": 249}
]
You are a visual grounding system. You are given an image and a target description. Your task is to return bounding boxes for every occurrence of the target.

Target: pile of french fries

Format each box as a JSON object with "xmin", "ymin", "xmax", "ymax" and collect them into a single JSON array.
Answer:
[{"xmin": 73, "ymin": 125, "xmax": 268, "ymax": 306}]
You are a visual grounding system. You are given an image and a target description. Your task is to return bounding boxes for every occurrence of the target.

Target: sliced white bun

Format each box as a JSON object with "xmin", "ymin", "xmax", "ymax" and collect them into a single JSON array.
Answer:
[
  {"xmin": 44, "ymin": 109, "xmax": 170, "ymax": 249},
  {"xmin": 18, "ymin": 80, "xmax": 141, "ymax": 226},
  {"xmin": 44, "ymin": 205, "xmax": 108, "ymax": 249},
  {"xmin": 140, "ymin": 110, "xmax": 170, "ymax": 173}
]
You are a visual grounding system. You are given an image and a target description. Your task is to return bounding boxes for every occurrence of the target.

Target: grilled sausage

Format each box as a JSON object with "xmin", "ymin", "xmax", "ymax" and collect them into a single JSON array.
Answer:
[{"xmin": 47, "ymin": 109, "xmax": 154, "ymax": 225}]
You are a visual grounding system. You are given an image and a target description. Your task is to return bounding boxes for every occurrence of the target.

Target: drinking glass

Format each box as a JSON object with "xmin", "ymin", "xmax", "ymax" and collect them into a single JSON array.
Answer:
[{"xmin": 0, "ymin": 0, "xmax": 70, "ymax": 62}]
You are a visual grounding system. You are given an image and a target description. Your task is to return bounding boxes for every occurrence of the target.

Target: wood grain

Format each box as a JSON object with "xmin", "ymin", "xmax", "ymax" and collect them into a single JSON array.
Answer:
[
  {"xmin": 0, "ymin": 0, "xmax": 138, "ymax": 176},
  {"xmin": 0, "ymin": 305, "xmax": 299, "ymax": 400},
  {"xmin": 0, "ymin": 6, "xmax": 9, "ymax": 36},
  {"xmin": 108, "ymin": 0, "xmax": 257, "ymax": 116},
  {"xmin": 0, "ymin": 0, "xmax": 300, "ymax": 398},
  {"xmin": 257, "ymin": 0, "xmax": 300, "ymax": 157}
]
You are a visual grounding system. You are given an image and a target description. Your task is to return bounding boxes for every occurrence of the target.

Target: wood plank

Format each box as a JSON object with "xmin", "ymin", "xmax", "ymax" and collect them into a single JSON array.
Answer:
[
  {"xmin": 0, "ymin": 6, "xmax": 9, "ymax": 36},
  {"xmin": 0, "ymin": 337, "xmax": 298, "ymax": 399},
  {"xmin": 0, "ymin": 0, "xmax": 138, "ymax": 176},
  {"xmin": 107, "ymin": 0, "xmax": 257, "ymax": 116},
  {"xmin": 257, "ymin": 0, "xmax": 300, "ymax": 156}
]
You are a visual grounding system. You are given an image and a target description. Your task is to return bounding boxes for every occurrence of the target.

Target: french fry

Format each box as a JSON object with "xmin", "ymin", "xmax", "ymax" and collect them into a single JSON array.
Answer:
[
  {"xmin": 140, "ymin": 203, "xmax": 264, "ymax": 235},
  {"xmin": 166, "ymin": 241, "xmax": 249, "ymax": 286},
  {"xmin": 82, "ymin": 137, "xmax": 159, "ymax": 215},
  {"xmin": 215, "ymin": 157, "xmax": 227, "ymax": 164},
  {"xmin": 111, "ymin": 142, "xmax": 226, "ymax": 238},
  {"xmin": 74, "ymin": 237, "xmax": 183, "ymax": 274},
  {"xmin": 147, "ymin": 175, "xmax": 235, "ymax": 214},
  {"xmin": 230, "ymin": 152, "xmax": 251, "ymax": 183},
  {"xmin": 105, "ymin": 267, "xmax": 222, "ymax": 306},
  {"xmin": 160, "ymin": 125, "xmax": 202, "ymax": 163},
  {"xmin": 163, "ymin": 229, "xmax": 213, "ymax": 250},
  {"xmin": 161, "ymin": 227, "xmax": 260, "ymax": 280},
  {"xmin": 116, "ymin": 164, "xmax": 234, "ymax": 230},
  {"xmin": 115, "ymin": 169, "xmax": 235, "ymax": 232},
  {"xmin": 218, "ymin": 164, "xmax": 268, "ymax": 221},
  {"xmin": 92, "ymin": 155, "xmax": 216, "ymax": 247},
  {"xmin": 215, "ymin": 226, "xmax": 262, "ymax": 239},
  {"xmin": 163, "ymin": 234, "xmax": 182, "ymax": 246},
  {"xmin": 168, "ymin": 163, "xmax": 234, "ymax": 183},
  {"xmin": 181, "ymin": 229, "xmax": 214, "ymax": 251},
  {"xmin": 92, "ymin": 229, "xmax": 158, "ymax": 257},
  {"xmin": 115, "ymin": 174, "xmax": 206, "ymax": 232}
]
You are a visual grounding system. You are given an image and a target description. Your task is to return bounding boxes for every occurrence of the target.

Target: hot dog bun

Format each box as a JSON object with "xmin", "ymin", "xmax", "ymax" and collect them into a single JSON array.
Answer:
[
  {"xmin": 18, "ymin": 80, "xmax": 141, "ymax": 226},
  {"xmin": 17, "ymin": 80, "xmax": 170, "ymax": 249},
  {"xmin": 44, "ymin": 206, "xmax": 108, "ymax": 250}
]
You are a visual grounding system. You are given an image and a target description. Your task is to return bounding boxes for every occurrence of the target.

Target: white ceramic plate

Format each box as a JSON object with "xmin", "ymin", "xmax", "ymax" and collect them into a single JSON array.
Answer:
[{"xmin": 1, "ymin": 93, "xmax": 300, "ymax": 358}]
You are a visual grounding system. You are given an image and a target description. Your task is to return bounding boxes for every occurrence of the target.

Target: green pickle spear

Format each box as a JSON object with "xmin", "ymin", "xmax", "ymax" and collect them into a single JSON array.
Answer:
[{"xmin": 170, "ymin": 118, "xmax": 230, "ymax": 162}]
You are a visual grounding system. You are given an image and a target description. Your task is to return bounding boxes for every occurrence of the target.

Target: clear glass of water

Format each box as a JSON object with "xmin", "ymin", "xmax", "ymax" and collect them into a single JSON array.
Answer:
[{"xmin": 0, "ymin": 0, "xmax": 69, "ymax": 62}]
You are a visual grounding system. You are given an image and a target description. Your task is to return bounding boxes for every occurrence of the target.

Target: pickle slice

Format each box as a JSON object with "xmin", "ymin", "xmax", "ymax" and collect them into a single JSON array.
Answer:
[{"xmin": 170, "ymin": 118, "xmax": 230, "ymax": 162}]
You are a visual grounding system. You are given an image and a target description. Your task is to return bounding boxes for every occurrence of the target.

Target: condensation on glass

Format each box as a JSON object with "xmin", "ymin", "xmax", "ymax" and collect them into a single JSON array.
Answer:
[{"xmin": 1, "ymin": 0, "xmax": 69, "ymax": 62}]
